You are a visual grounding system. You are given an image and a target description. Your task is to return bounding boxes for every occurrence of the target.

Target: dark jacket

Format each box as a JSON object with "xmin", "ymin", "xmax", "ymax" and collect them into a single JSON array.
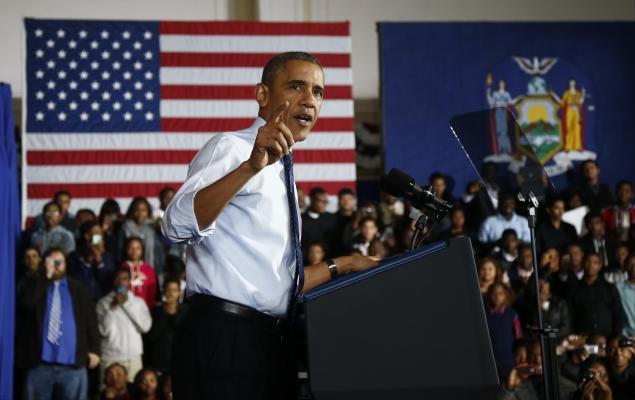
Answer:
[
  {"xmin": 16, "ymin": 275, "xmax": 100, "ymax": 369},
  {"xmin": 567, "ymin": 276, "xmax": 625, "ymax": 336}
]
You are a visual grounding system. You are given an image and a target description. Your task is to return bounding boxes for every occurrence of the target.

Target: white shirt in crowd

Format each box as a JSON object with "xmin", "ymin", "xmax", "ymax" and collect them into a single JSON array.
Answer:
[
  {"xmin": 96, "ymin": 291, "xmax": 152, "ymax": 361},
  {"xmin": 162, "ymin": 118, "xmax": 298, "ymax": 317}
]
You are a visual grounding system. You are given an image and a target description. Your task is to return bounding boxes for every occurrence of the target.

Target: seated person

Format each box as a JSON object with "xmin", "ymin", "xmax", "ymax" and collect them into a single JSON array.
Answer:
[
  {"xmin": 491, "ymin": 229, "xmax": 520, "ymax": 272},
  {"xmin": 567, "ymin": 253, "xmax": 624, "ymax": 337},
  {"xmin": 572, "ymin": 358, "xmax": 614, "ymax": 400},
  {"xmin": 102, "ymin": 363, "xmax": 133, "ymax": 400},
  {"xmin": 616, "ymin": 255, "xmax": 635, "ymax": 337},
  {"xmin": 602, "ymin": 180, "xmax": 635, "ymax": 242},
  {"xmin": 535, "ymin": 195, "xmax": 578, "ymax": 255},
  {"xmin": 606, "ymin": 335, "xmax": 635, "ymax": 400},
  {"xmin": 132, "ymin": 368, "xmax": 160, "ymax": 400},
  {"xmin": 479, "ymin": 194, "xmax": 530, "ymax": 245}
]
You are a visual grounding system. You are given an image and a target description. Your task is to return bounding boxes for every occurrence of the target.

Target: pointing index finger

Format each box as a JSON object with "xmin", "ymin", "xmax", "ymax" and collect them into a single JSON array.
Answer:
[{"xmin": 270, "ymin": 101, "xmax": 289, "ymax": 124}]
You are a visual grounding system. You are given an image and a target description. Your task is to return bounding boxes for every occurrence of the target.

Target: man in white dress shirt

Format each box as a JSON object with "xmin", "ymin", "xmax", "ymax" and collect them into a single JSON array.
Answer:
[{"xmin": 162, "ymin": 52, "xmax": 378, "ymax": 399}]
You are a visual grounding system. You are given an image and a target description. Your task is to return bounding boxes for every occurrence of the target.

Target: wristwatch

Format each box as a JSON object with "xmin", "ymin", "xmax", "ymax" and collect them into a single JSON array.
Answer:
[{"xmin": 327, "ymin": 258, "xmax": 338, "ymax": 279}]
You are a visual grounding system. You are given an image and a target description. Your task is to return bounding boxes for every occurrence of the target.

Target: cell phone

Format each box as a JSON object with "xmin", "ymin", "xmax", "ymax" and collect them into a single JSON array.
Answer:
[
  {"xmin": 91, "ymin": 234, "xmax": 102, "ymax": 246},
  {"xmin": 579, "ymin": 370, "xmax": 595, "ymax": 384},
  {"xmin": 115, "ymin": 285, "xmax": 128, "ymax": 295},
  {"xmin": 584, "ymin": 344, "xmax": 599, "ymax": 355},
  {"xmin": 516, "ymin": 365, "xmax": 537, "ymax": 376}
]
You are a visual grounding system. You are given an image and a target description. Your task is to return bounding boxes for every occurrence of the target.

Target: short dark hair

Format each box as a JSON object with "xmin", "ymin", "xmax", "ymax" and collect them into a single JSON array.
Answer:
[
  {"xmin": 43, "ymin": 246, "xmax": 67, "ymax": 262},
  {"xmin": 159, "ymin": 186, "xmax": 176, "ymax": 200},
  {"xmin": 337, "ymin": 188, "xmax": 355, "ymax": 198},
  {"xmin": 114, "ymin": 267, "xmax": 132, "ymax": 280},
  {"xmin": 260, "ymin": 52, "xmax": 323, "ymax": 87},
  {"xmin": 546, "ymin": 194, "xmax": 565, "ymax": 209},
  {"xmin": 428, "ymin": 172, "xmax": 446, "ymax": 184},
  {"xmin": 584, "ymin": 211, "xmax": 602, "ymax": 225},
  {"xmin": 54, "ymin": 190, "xmax": 71, "ymax": 200},
  {"xmin": 501, "ymin": 228, "xmax": 518, "ymax": 240},
  {"xmin": 42, "ymin": 201, "xmax": 60, "ymax": 214},
  {"xmin": 309, "ymin": 187, "xmax": 327, "ymax": 199},
  {"xmin": 162, "ymin": 277, "xmax": 181, "ymax": 291},
  {"xmin": 581, "ymin": 159, "xmax": 599, "ymax": 169},
  {"xmin": 616, "ymin": 180, "xmax": 633, "ymax": 194}
]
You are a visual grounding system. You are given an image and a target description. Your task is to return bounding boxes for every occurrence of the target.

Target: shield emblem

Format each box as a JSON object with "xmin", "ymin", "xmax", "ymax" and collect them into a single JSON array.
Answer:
[{"xmin": 514, "ymin": 95, "xmax": 562, "ymax": 164}]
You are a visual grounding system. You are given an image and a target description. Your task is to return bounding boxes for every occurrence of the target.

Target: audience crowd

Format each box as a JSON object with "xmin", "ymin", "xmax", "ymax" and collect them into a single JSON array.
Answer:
[{"xmin": 14, "ymin": 159, "xmax": 635, "ymax": 399}]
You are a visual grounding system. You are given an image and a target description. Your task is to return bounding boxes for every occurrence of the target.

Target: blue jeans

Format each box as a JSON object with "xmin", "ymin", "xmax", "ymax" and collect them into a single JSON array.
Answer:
[{"xmin": 24, "ymin": 364, "xmax": 87, "ymax": 400}]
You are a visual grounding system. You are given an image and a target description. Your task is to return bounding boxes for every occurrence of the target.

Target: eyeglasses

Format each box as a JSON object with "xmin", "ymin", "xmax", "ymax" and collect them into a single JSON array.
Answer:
[{"xmin": 45, "ymin": 211, "xmax": 60, "ymax": 216}]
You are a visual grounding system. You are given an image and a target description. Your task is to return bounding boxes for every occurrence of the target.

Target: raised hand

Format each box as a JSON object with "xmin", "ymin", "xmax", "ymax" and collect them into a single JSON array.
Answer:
[{"xmin": 248, "ymin": 101, "xmax": 295, "ymax": 172}]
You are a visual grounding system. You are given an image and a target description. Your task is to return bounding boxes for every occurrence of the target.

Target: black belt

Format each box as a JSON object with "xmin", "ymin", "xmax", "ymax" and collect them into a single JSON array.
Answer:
[{"xmin": 189, "ymin": 294, "xmax": 288, "ymax": 331}]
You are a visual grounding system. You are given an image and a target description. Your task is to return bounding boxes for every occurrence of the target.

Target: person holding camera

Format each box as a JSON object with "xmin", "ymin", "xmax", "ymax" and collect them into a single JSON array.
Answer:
[
  {"xmin": 574, "ymin": 359, "xmax": 614, "ymax": 400},
  {"xmin": 16, "ymin": 247, "xmax": 101, "ymax": 400},
  {"xmin": 96, "ymin": 267, "xmax": 152, "ymax": 389},
  {"xmin": 607, "ymin": 336, "xmax": 635, "ymax": 399}
]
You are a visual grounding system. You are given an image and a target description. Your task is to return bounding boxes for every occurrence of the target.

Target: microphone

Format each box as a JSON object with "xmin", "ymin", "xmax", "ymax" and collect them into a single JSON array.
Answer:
[{"xmin": 380, "ymin": 168, "xmax": 453, "ymax": 214}]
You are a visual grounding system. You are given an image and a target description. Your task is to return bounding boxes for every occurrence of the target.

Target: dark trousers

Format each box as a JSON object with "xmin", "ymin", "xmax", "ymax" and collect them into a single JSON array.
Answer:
[{"xmin": 171, "ymin": 296, "xmax": 297, "ymax": 400}]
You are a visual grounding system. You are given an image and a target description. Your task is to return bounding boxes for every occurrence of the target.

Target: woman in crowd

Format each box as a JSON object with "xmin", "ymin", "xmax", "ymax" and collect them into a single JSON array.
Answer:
[
  {"xmin": 486, "ymin": 282, "xmax": 523, "ymax": 381},
  {"xmin": 121, "ymin": 237, "xmax": 158, "ymax": 309},
  {"xmin": 477, "ymin": 257, "xmax": 509, "ymax": 301},
  {"xmin": 305, "ymin": 241, "xmax": 327, "ymax": 266},
  {"xmin": 118, "ymin": 197, "xmax": 164, "ymax": 281},
  {"xmin": 133, "ymin": 368, "xmax": 161, "ymax": 400}
]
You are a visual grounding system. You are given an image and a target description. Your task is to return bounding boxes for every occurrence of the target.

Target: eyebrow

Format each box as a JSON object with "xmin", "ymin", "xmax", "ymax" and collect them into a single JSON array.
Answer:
[{"xmin": 286, "ymin": 79, "xmax": 324, "ymax": 92}]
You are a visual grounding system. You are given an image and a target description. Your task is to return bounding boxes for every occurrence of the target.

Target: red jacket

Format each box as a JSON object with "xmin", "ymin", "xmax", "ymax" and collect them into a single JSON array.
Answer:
[
  {"xmin": 121, "ymin": 260, "xmax": 158, "ymax": 308},
  {"xmin": 601, "ymin": 205, "xmax": 635, "ymax": 241}
]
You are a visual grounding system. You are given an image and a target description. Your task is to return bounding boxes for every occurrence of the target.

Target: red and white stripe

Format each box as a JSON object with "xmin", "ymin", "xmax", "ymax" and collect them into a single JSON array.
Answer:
[{"xmin": 24, "ymin": 21, "xmax": 355, "ymax": 222}]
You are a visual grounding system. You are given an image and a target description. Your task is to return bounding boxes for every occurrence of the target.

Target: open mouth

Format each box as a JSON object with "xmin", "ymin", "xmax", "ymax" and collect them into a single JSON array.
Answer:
[{"xmin": 293, "ymin": 113, "xmax": 313, "ymax": 127}]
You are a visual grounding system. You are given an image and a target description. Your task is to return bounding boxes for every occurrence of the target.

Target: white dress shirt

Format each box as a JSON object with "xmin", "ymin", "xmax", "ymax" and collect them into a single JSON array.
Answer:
[
  {"xmin": 478, "ymin": 212, "xmax": 531, "ymax": 243},
  {"xmin": 162, "ymin": 118, "xmax": 298, "ymax": 316},
  {"xmin": 96, "ymin": 291, "xmax": 152, "ymax": 361}
]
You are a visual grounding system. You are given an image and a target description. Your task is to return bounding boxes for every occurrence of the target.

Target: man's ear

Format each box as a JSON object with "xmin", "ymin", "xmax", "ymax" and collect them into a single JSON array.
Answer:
[{"xmin": 255, "ymin": 83, "xmax": 268, "ymax": 108}]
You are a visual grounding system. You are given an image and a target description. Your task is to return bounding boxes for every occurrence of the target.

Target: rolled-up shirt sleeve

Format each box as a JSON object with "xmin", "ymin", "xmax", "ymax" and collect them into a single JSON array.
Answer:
[{"xmin": 162, "ymin": 135, "xmax": 244, "ymax": 244}]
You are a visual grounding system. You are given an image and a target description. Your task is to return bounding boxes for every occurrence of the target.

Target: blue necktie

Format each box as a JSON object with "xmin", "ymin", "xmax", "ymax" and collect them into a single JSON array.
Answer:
[
  {"xmin": 282, "ymin": 153, "xmax": 304, "ymax": 309},
  {"xmin": 47, "ymin": 282, "xmax": 62, "ymax": 345}
]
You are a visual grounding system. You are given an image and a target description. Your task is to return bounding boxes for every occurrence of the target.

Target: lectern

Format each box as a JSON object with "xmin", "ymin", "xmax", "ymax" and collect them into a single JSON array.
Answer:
[{"xmin": 301, "ymin": 237, "xmax": 499, "ymax": 400}]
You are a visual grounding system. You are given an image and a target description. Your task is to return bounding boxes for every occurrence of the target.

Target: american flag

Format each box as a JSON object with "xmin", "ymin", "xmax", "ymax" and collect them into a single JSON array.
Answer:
[{"xmin": 24, "ymin": 19, "xmax": 355, "ymax": 224}]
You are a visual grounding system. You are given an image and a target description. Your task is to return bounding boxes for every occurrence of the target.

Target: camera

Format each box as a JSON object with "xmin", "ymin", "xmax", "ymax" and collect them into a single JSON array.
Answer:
[
  {"xmin": 53, "ymin": 259, "xmax": 62, "ymax": 268},
  {"xmin": 619, "ymin": 338, "xmax": 634, "ymax": 348},
  {"xmin": 579, "ymin": 370, "xmax": 595, "ymax": 384}
]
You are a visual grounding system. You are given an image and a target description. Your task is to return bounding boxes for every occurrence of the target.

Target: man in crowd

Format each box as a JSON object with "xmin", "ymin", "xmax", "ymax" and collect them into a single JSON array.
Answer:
[
  {"xmin": 30, "ymin": 201, "xmax": 76, "ymax": 256},
  {"xmin": 581, "ymin": 211, "xmax": 613, "ymax": 268},
  {"xmin": 16, "ymin": 247, "xmax": 101, "ymax": 399},
  {"xmin": 578, "ymin": 159, "xmax": 614, "ymax": 212},
  {"xmin": 302, "ymin": 186, "xmax": 338, "ymax": 255},
  {"xmin": 334, "ymin": 187, "xmax": 357, "ymax": 256},
  {"xmin": 567, "ymin": 253, "xmax": 624, "ymax": 337},
  {"xmin": 162, "ymin": 51, "xmax": 378, "ymax": 398},
  {"xmin": 479, "ymin": 194, "xmax": 530, "ymax": 244},
  {"xmin": 30, "ymin": 190, "xmax": 78, "ymax": 235},
  {"xmin": 602, "ymin": 180, "xmax": 635, "ymax": 242},
  {"xmin": 607, "ymin": 336, "xmax": 635, "ymax": 399},
  {"xmin": 462, "ymin": 161, "xmax": 503, "ymax": 233},
  {"xmin": 616, "ymin": 254, "xmax": 635, "ymax": 337},
  {"xmin": 96, "ymin": 268, "xmax": 152, "ymax": 386},
  {"xmin": 535, "ymin": 195, "xmax": 578, "ymax": 254}
]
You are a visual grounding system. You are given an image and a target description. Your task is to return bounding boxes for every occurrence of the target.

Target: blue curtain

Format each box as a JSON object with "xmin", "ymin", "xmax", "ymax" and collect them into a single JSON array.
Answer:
[{"xmin": 0, "ymin": 83, "xmax": 19, "ymax": 400}]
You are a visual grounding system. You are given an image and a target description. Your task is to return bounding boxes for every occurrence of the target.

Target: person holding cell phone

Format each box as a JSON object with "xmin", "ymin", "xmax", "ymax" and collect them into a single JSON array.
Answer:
[
  {"xmin": 96, "ymin": 267, "xmax": 152, "ymax": 390},
  {"xmin": 15, "ymin": 247, "xmax": 101, "ymax": 400}
]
